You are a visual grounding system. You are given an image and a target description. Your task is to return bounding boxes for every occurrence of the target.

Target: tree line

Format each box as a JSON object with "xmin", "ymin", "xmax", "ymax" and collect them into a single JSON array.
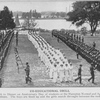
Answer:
[
  {"xmin": 21, "ymin": 10, "xmax": 41, "ymax": 19},
  {"xmin": 20, "ymin": 11, "xmax": 67, "ymax": 19},
  {"xmin": 0, "ymin": 6, "xmax": 15, "ymax": 30},
  {"xmin": 66, "ymin": 1, "xmax": 100, "ymax": 36}
]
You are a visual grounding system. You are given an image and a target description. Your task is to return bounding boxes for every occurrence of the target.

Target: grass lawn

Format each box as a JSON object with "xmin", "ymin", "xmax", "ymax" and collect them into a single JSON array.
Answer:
[{"xmin": 0, "ymin": 31, "xmax": 100, "ymax": 87}]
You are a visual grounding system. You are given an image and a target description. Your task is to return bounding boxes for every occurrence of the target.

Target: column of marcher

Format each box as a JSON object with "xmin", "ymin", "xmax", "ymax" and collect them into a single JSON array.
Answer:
[{"xmin": 27, "ymin": 30, "xmax": 73, "ymax": 83}]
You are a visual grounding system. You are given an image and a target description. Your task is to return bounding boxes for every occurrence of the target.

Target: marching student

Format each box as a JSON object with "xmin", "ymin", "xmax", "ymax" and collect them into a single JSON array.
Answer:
[
  {"xmin": 93, "ymin": 41, "xmax": 96, "ymax": 48},
  {"xmin": 58, "ymin": 64, "xmax": 65, "ymax": 83},
  {"xmin": 76, "ymin": 52, "xmax": 79, "ymax": 59},
  {"xmin": 25, "ymin": 62, "xmax": 30, "ymax": 77},
  {"xmin": 52, "ymin": 64, "xmax": 58, "ymax": 83},
  {"xmin": 68, "ymin": 63, "xmax": 74, "ymax": 82},
  {"xmin": 0, "ymin": 78, "xmax": 2, "ymax": 87},
  {"xmin": 16, "ymin": 31, "xmax": 18, "ymax": 46},
  {"xmin": 88, "ymin": 63, "xmax": 96, "ymax": 84},
  {"xmin": 75, "ymin": 64, "xmax": 82, "ymax": 84},
  {"xmin": 64, "ymin": 63, "xmax": 70, "ymax": 82},
  {"xmin": 49, "ymin": 61, "xmax": 54, "ymax": 79},
  {"xmin": 25, "ymin": 62, "xmax": 32, "ymax": 84}
]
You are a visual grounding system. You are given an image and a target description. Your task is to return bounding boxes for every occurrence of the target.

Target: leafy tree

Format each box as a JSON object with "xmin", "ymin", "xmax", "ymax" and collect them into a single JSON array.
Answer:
[
  {"xmin": 21, "ymin": 10, "xmax": 41, "ymax": 19},
  {"xmin": 0, "ymin": 12, "xmax": 2, "ymax": 30},
  {"xmin": 0, "ymin": 6, "xmax": 15, "ymax": 30},
  {"xmin": 22, "ymin": 16, "xmax": 37, "ymax": 29},
  {"xmin": 22, "ymin": 12, "xmax": 26, "ymax": 19},
  {"xmin": 15, "ymin": 14, "xmax": 20, "ymax": 27},
  {"xmin": 66, "ymin": 1, "xmax": 100, "ymax": 36},
  {"xmin": 81, "ymin": 27, "xmax": 87, "ymax": 36},
  {"xmin": 60, "ymin": 12, "xmax": 66, "ymax": 17},
  {"xmin": 22, "ymin": 17, "xmax": 29, "ymax": 28}
]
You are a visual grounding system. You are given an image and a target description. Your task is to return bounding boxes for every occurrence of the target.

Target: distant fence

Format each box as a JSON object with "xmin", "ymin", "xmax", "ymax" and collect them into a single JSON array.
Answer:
[
  {"xmin": 52, "ymin": 29, "xmax": 100, "ymax": 71},
  {"xmin": 0, "ymin": 30, "xmax": 14, "ymax": 70}
]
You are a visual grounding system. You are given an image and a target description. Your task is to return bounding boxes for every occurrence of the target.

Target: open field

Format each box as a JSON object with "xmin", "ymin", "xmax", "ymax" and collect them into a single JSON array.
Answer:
[
  {"xmin": 0, "ymin": 31, "xmax": 100, "ymax": 87},
  {"xmin": 84, "ymin": 34, "xmax": 100, "ymax": 50}
]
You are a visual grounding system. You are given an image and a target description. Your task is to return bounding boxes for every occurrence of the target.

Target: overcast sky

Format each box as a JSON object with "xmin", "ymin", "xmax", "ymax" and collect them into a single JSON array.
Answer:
[{"xmin": 0, "ymin": 0, "xmax": 73, "ymax": 12}]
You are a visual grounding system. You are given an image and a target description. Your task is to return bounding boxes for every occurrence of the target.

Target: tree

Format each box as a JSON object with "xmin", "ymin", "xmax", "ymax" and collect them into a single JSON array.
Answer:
[
  {"xmin": 66, "ymin": 1, "xmax": 100, "ymax": 36},
  {"xmin": 0, "ymin": 12, "xmax": 2, "ymax": 30},
  {"xmin": 81, "ymin": 27, "xmax": 87, "ymax": 36},
  {"xmin": 22, "ymin": 16, "xmax": 37, "ymax": 29},
  {"xmin": 15, "ymin": 14, "xmax": 20, "ymax": 27},
  {"xmin": 22, "ymin": 17, "xmax": 29, "ymax": 29},
  {"xmin": 0, "ymin": 6, "xmax": 15, "ymax": 30},
  {"xmin": 22, "ymin": 12, "xmax": 26, "ymax": 19}
]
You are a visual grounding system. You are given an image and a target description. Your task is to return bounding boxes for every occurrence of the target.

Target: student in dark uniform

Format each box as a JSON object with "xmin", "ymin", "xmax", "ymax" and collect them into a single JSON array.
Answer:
[
  {"xmin": 82, "ymin": 36, "xmax": 84, "ymax": 43},
  {"xmin": 25, "ymin": 62, "xmax": 32, "ymax": 84},
  {"xmin": 25, "ymin": 62, "xmax": 30, "ymax": 77},
  {"xmin": 16, "ymin": 31, "xmax": 18, "ymax": 46},
  {"xmin": 76, "ymin": 52, "xmax": 79, "ymax": 59},
  {"xmin": 93, "ymin": 42, "xmax": 96, "ymax": 48},
  {"xmin": 88, "ymin": 63, "xmax": 96, "ymax": 84},
  {"xmin": 75, "ymin": 64, "xmax": 82, "ymax": 84},
  {"xmin": 0, "ymin": 78, "xmax": 2, "ymax": 87}
]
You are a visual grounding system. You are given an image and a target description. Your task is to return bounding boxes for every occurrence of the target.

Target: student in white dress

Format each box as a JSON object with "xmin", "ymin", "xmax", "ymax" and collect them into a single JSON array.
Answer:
[
  {"xmin": 64, "ymin": 63, "xmax": 70, "ymax": 82},
  {"xmin": 52, "ymin": 64, "xmax": 58, "ymax": 83},
  {"xmin": 49, "ymin": 61, "xmax": 54, "ymax": 79},
  {"xmin": 58, "ymin": 64, "xmax": 65, "ymax": 83},
  {"xmin": 68, "ymin": 63, "xmax": 74, "ymax": 82}
]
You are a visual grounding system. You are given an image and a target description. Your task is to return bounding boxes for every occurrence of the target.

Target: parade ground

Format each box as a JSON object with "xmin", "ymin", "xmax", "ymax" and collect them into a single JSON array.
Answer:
[{"xmin": 0, "ymin": 30, "xmax": 100, "ymax": 87}]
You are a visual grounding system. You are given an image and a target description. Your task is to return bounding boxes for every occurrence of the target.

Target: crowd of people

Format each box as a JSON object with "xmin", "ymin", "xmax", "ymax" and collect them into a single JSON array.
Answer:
[
  {"xmin": 52, "ymin": 30, "xmax": 98, "ymax": 84},
  {"xmin": 52, "ymin": 30, "xmax": 100, "ymax": 69},
  {"xmin": 27, "ymin": 30, "xmax": 74, "ymax": 83},
  {"xmin": 23, "ymin": 29, "xmax": 98, "ymax": 85}
]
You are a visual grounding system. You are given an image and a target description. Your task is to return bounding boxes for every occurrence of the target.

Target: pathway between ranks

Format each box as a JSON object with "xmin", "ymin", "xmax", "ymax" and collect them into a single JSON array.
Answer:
[
  {"xmin": 0, "ymin": 31, "xmax": 100, "ymax": 87},
  {"xmin": 1, "ymin": 31, "xmax": 40, "ymax": 87},
  {"xmin": 1, "ymin": 30, "xmax": 57, "ymax": 87}
]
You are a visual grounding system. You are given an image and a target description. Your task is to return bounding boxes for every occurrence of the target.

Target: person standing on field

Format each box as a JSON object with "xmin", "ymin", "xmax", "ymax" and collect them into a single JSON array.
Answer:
[
  {"xmin": 88, "ymin": 63, "xmax": 96, "ymax": 84},
  {"xmin": 25, "ymin": 62, "xmax": 30, "ymax": 77},
  {"xmin": 0, "ymin": 78, "xmax": 2, "ymax": 87},
  {"xmin": 75, "ymin": 64, "xmax": 82, "ymax": 84},
  {"xmin": 25, "ymin": 62, "xmax": 32, "ymax": 84},
  {"xmin": 16, "ymin": 31, "xmax": 18, "ymax": 46}
]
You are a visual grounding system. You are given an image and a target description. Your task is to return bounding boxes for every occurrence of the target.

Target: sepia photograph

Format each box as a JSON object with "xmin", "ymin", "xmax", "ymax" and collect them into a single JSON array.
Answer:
[{"xmin": 0, "ymin": 0, "xmax": 100, "ymax": 90}]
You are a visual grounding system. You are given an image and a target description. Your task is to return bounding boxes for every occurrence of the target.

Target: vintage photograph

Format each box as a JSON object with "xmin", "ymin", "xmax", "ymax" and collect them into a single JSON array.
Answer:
[{"xmin": 0, "ymin": 0, "xmax": 100, "ymax": 88}]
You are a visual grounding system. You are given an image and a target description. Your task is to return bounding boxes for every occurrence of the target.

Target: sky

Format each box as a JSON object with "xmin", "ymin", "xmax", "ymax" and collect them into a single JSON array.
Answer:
[{"xmin": 0, "ymin": 0, "xmax": 73, "ymax": 12}]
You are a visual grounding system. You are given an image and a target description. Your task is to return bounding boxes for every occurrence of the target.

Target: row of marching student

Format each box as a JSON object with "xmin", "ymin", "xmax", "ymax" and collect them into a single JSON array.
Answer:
[{"xmin": 27, "ymin": 30, "xmax": 74, "ymax": 83}]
